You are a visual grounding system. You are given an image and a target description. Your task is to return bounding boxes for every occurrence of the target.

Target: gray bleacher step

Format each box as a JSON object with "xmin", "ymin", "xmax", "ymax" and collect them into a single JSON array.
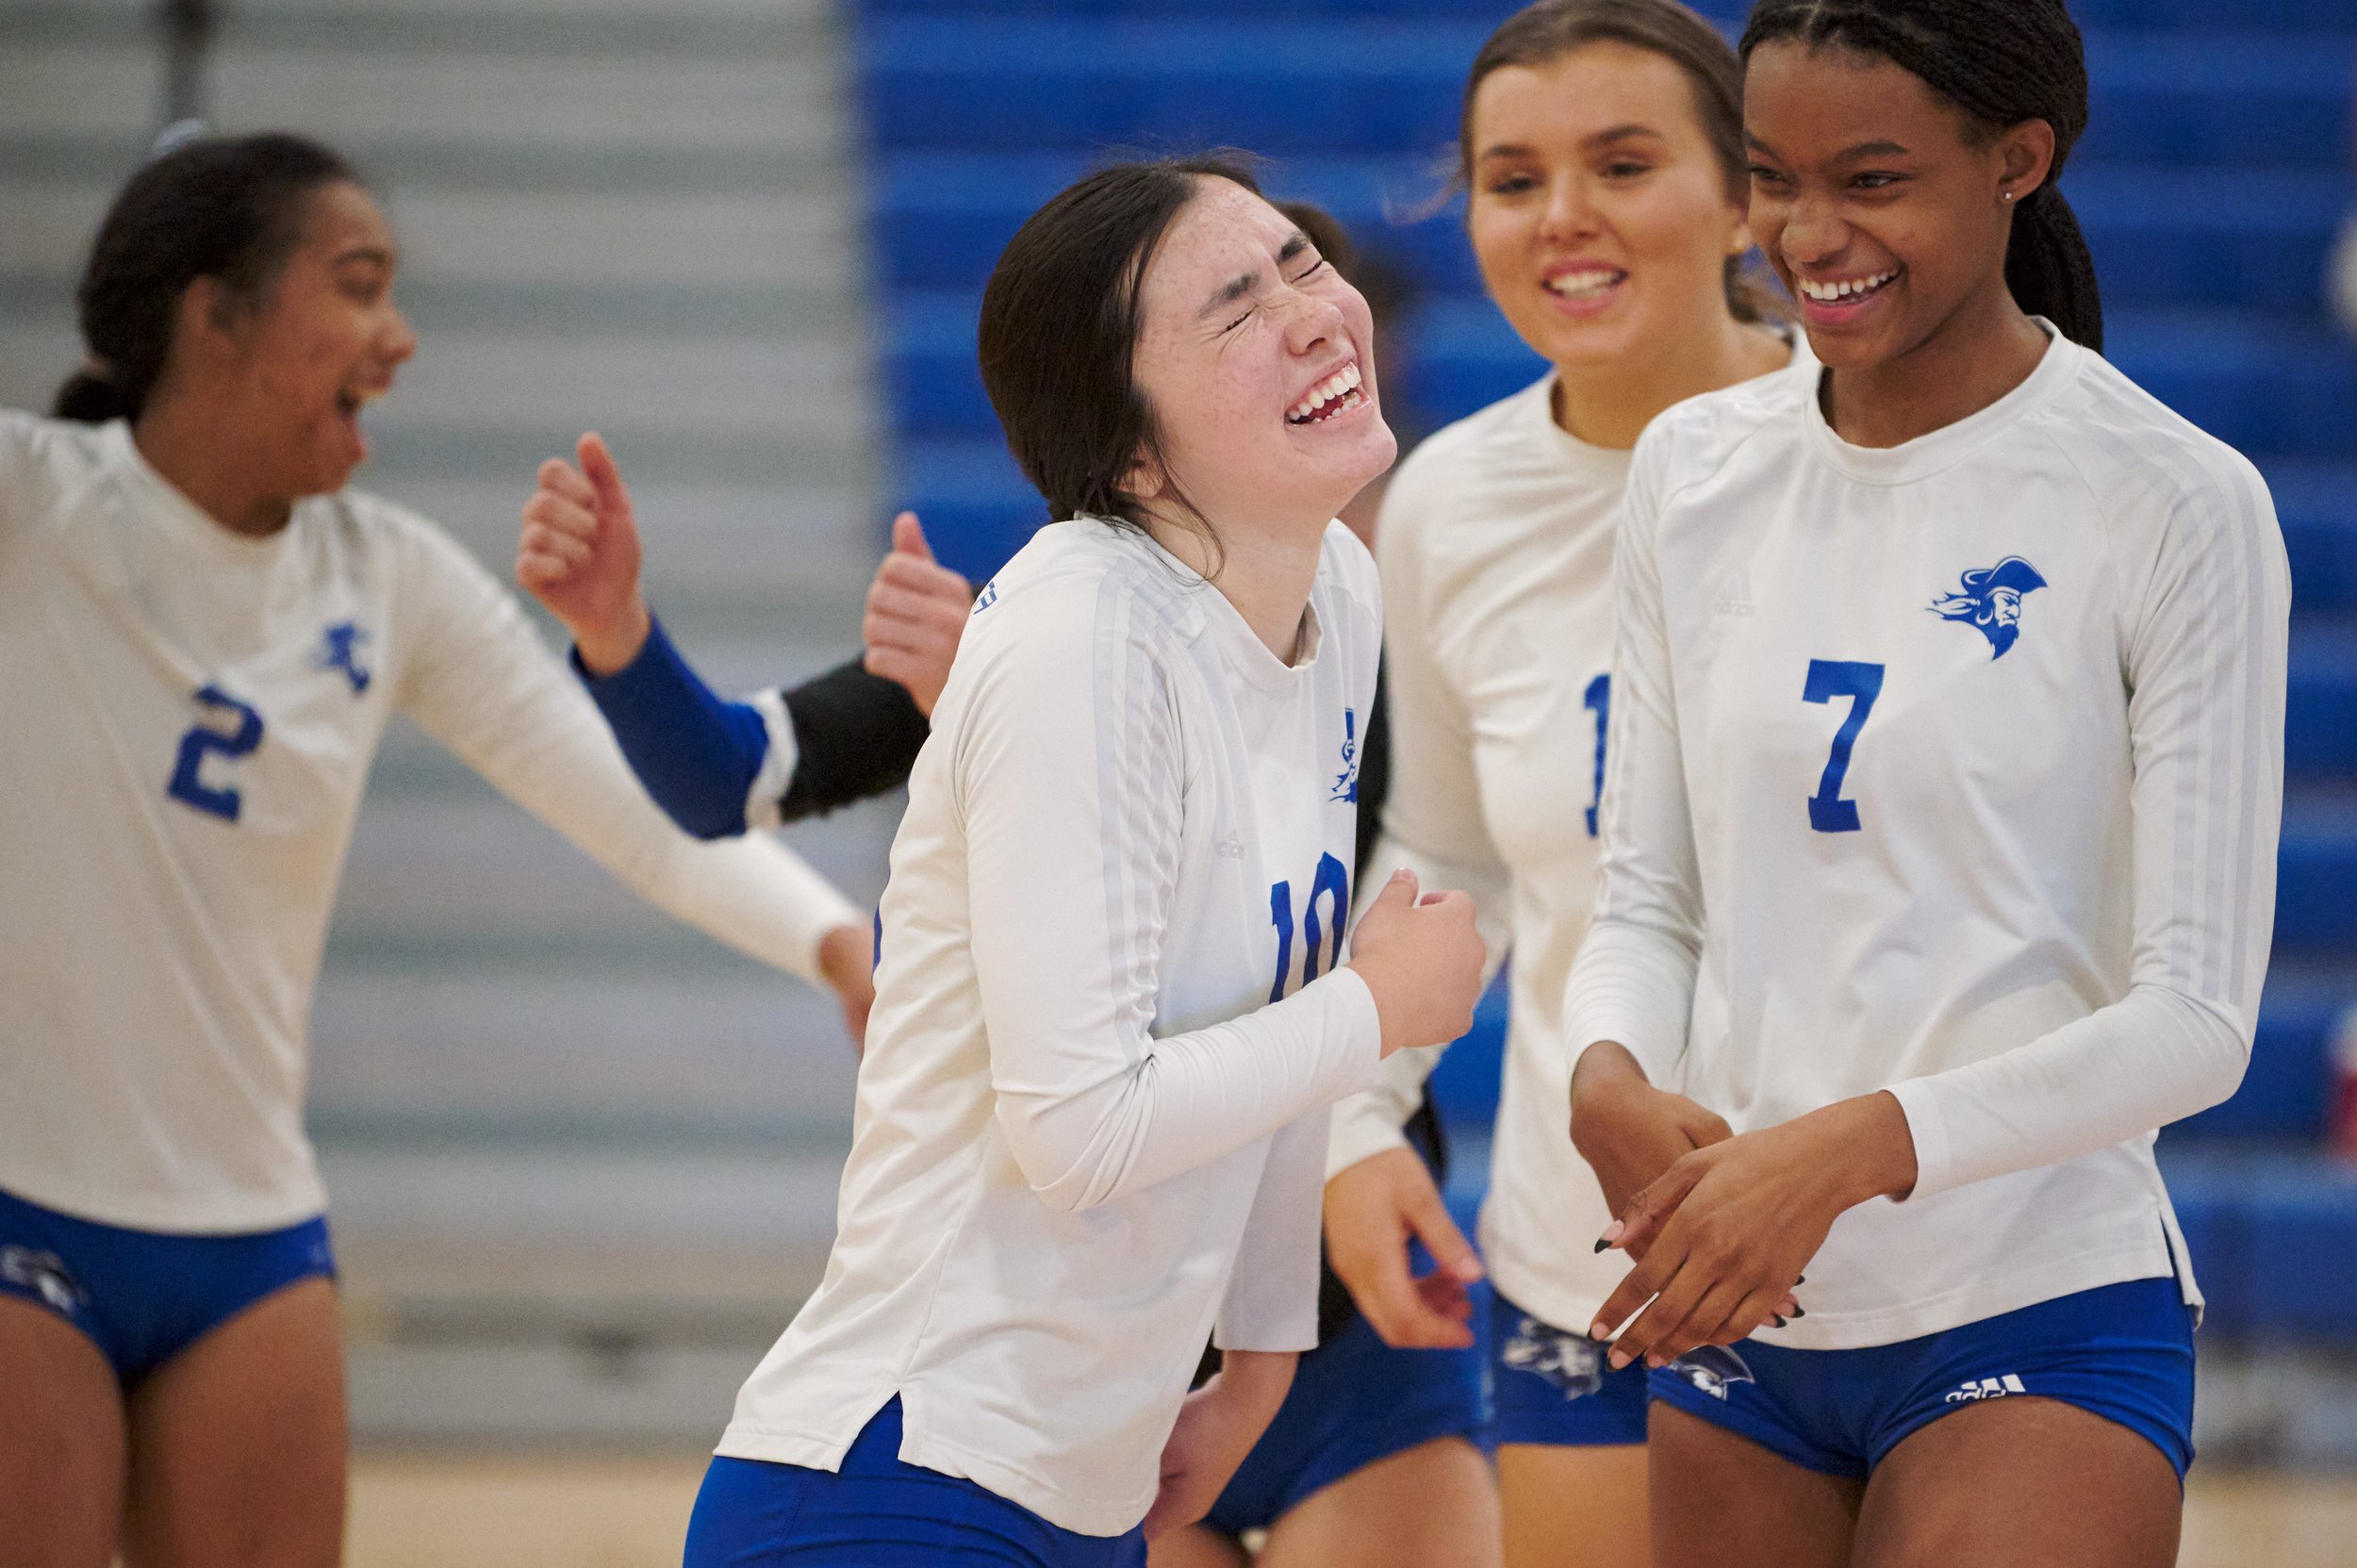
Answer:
[
  {"xmin": 0, "ymin": 42, "xmax": 157, "ymax": 142},
  {"xmin": 330, "ymin": 787, "xmax": 893, "ymax": 940},
  {"xmin": 321, "ymin": 1142, "xmax": 847, "ymax": 1305},
  {"xmin": 309, "ymin": 963, "xmax": 862, "ymax": 1139},
  {"xmin": 207, "ymin": 47, "xmax": 839, "ymax": 155},
  {"xmin": 374, "ymin": 330, "xmax": 866, "ymax": 445},
  {"xmin": 369, "ymin": 475, "xmax": 880, "ymax": 617}
]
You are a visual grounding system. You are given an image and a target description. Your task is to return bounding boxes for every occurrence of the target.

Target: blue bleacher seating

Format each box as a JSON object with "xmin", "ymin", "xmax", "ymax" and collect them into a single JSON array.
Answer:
[{"xmin": 852, "ymin": 0, "xmax": 2357, "ymax": 1338}]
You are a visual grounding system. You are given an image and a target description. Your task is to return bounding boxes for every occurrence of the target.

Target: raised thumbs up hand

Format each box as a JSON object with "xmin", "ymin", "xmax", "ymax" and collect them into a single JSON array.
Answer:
[
  {"xmin": 862, "ymin": 510, "xmax": 972, "ymax": 717},
  {"xmin": 517, "ymin": 432, "xmax": 651, "ymax": 675}
]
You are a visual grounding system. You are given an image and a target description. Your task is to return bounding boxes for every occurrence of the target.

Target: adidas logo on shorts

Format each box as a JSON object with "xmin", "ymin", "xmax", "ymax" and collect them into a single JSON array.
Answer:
[{"xmin": 1943, "ymin": 1374, "xmax": 2028, "ymax": 1403}]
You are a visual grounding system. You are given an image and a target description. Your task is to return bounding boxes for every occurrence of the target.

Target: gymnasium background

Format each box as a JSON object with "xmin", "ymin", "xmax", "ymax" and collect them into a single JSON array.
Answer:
[{"xmin": 2, "ymin": 1, "xmax": 2352, "ymax": 1562}]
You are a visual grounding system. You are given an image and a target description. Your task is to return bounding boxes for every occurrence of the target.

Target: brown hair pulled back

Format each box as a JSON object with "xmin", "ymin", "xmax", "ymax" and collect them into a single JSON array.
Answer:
[
  {"xmin": 1459, "ymin": 0, "xmax": 1772, "ymax": 324},
  {"xmin": 977, "ymin": 153, "xmax": 1262, "ymax": 549}
]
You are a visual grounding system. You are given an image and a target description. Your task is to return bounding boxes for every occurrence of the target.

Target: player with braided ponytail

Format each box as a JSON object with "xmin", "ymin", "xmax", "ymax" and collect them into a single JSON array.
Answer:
[{"xmin": 1562, "ymin": 2, "xmax": 2289, "ymax": 1563}]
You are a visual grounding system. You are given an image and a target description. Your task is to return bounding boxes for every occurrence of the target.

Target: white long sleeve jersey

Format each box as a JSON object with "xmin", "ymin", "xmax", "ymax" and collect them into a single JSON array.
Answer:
[
  {"xmin": 716, "ymin": 519, "xmax": 1384, "ymax": 1537},
  {"xmin": 1565, "ymin": 332, "xmax": 2288, "ymax": 1348},
  {"xmin": 0, "ymin": 413, "xmax": 860, "ymax": 1233}
]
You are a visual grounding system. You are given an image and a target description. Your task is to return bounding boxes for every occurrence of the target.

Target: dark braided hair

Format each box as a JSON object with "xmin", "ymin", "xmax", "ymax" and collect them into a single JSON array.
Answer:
[
  {"xmin": 53, "ymin": 131, "xmax": 358, "ymax": 423},
  {"xmin": 1739, "ymin": 0, "xmax": 2102, "ymax": 351}
]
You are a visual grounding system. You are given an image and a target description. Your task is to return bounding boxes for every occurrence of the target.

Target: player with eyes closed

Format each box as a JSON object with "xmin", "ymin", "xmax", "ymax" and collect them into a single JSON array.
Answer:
[
  {"xmin": 0, "ymin": 131, "xmax": 882, "ymax": 1568},
  {"xmin": 1160, "ymin": 8, "xmax": 1808, "ymax": 1568},
  {"xmin": 1563, "ymin": 3, "xmax": 2288, "ymax": 1565},
  {"xmin": 653, "ymin": 157, "xmax": 1486, "ymax": 1567}
]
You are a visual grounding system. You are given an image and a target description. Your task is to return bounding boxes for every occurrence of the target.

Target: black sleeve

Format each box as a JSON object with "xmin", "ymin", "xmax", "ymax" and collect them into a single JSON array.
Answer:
[{"xmin": 774, "ymin": 657, "xmax": 932, "ymax": 821}]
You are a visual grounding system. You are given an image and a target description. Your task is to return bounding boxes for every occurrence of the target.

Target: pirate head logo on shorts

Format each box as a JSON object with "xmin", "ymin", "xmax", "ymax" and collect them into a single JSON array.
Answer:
[
  {"xmin": 1500, "ymin": 1312, "xmax": 1607, "ymax": 1399},
  {"xmin": 0, "ymin": 1246, "xmax": 86, "ymax": 1315},
  {"xmin": 1929, "ymin": 556, "xmax": 2047, "ymax": 660},
  {"xmin": 1664, "ymin": 1344, "xmax": 1757, "ymax": 1401}
]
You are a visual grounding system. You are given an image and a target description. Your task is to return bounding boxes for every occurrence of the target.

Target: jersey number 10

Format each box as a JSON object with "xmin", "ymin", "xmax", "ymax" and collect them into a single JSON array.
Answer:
[{"xmin": 1269, "ymin": 852, "xmax": 1351, "ymax": 1004}]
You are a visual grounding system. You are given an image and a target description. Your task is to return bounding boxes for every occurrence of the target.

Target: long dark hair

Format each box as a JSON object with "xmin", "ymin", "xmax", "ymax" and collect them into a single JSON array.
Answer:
[
  {"xmin": 53, "ymin": 131, "xmax": 359, "ymax": 424},
  {"xmin": 1739, "ymin": 0, "xmax": 2102, "ymax": 351},
  {"xmin": 977, "ymin": 153, "xmax": 1262, "ymax": 547},
  {"xmin": 1460, "ymin": 0, "xmax": 1773, "ymax": 324}
]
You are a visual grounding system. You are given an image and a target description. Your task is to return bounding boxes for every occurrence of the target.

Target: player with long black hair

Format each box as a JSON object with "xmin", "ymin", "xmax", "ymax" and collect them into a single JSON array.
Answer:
[
  {"xmin": 1565, "ymin": 4, "xmax": 2287, "ymax": 1563},
  {"xmin": 0, "ymin": 131, "xmax": 882, "ymax": 1566}
]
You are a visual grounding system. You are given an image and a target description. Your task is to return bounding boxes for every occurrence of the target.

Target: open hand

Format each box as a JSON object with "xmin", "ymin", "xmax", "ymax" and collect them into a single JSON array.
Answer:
[
  {"xmin": 1142, "ymin": 1350, "xmax": 1295, "ymax": 1541},
  {"xmin": 1324, "ymin": 1147, "xmax": 1484, "ymax": 1348},
  {"xmin": 862, "ymin": 512, "xmax": 970, "ymax": 716},
  {"xmin": 516, "ymin": 432, "xmax": 650, "ymax": 674}
]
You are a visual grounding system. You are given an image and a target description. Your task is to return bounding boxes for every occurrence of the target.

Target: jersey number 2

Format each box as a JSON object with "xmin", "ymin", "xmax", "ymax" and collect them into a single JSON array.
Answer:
[
  {"xmin": 1269, "ymin": 852, "xmax": 1351, "ymax": 1004},
  {"xmin": 1802, "ymin": 659, "xmax": 1883, "ymax": 834},
  {"xmin": 167, "ymin": 685, "xmax": 266, "ymax": 822}
]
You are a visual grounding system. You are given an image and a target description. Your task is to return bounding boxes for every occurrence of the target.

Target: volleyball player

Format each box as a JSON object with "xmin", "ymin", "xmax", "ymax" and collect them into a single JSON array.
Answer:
[
  {"xmin": 0, "ymin": 132, "xmax": 882, "ymax": 1567},
  {"xmin": 613, "ymin": 157, "xmax": 1485, "ymax": 1565},
  {"xmin": 1160, "ymin": 8, "xmax": 1806, "ymax": 1567},
  {"xmin": 1565, "ymin": 4, "xmax": 2288, "ymax": 1564}
]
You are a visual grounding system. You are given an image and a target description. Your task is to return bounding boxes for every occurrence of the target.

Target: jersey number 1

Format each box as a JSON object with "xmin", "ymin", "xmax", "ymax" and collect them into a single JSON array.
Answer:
[
  {"xmin": 168, "ymin": 685, "xmax": 266, "ymax": 822},
  {"xmin": 1802, "ymin": 659, "xmax": 1883, "ymax": 834},
  {"xmin": 1269, "ymin": 852, "xmax": 1351, "ymax": 1004}
]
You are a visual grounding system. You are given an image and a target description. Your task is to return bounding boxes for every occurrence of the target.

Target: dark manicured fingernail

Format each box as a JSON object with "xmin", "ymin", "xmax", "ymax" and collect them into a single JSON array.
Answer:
[
  {"xmin": 1772, "ymin": 1314, "xmax": 1788, "ymax": 1328},
  {"xmin": 1789, "ymin": 1305, "xmax": 1805, "ymax": 1318},
  {"xmin": 1593, "ymin": 1238, "xmax": 1612, "ymax": 1253},
  {"xmin": 1795, "ymin": 1275, "xmax": 1805, "ymax": 1286}
]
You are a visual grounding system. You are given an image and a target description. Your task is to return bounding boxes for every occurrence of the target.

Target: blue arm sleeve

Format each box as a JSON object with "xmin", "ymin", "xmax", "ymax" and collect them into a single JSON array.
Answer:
[{"xmin": 570, "ymin": 616, "xmax": 767, "ymax": 839}]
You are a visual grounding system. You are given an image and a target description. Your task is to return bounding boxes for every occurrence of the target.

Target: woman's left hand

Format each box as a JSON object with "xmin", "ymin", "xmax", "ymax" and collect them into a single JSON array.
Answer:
[
  {"xmin": 1141, "ymin": 1349, "xmax": 1295, "ymax": 1540},
  {"xmin": 1587, "ymin": 1091, "xmax": 1919, "ymax": 1370}
]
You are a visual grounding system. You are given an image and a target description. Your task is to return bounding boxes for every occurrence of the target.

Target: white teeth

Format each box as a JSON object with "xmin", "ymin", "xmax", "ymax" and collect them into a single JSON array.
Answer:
[
  {"xmin": 1287, "ymin": 362, "xmax": 1362, "ymax": 423},
  {"xmin": 1797, "ymin": 270, "xmax": 1895, "ymax": 303},
  {"xmin": 1545, "ymin": 270, "xmax": 1621, "ymax": 298}
]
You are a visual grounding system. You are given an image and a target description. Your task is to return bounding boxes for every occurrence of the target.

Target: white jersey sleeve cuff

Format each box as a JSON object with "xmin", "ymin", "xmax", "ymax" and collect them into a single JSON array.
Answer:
[
  {"xmin": 1884, "ymin": 1077, "xmax": 1956, "ymax": 1202},
  {"xmin": 743, "ymin": 686, "xmax": 799, "ymax": 832}
]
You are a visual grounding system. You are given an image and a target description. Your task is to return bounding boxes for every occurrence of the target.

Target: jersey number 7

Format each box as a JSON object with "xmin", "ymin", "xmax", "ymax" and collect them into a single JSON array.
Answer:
[{"xmin": 1802, "ymin": 659, "xmax": 1884, "ymax": 834}]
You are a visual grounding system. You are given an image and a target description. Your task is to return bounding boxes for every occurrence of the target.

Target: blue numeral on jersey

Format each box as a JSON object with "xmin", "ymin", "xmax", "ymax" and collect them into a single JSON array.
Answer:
[
  {"xmin": 167, "ymin": 685, "xmax": 265, "ymax": 822},
  {"xmin": 1802, "ymin": 659, "xmax": 1883, "ymax": 834},
  {"xmin": 1582, "ymin": 672, "xmax": 1610, "ymax": 838},
  {"xmin": 1269, "ymin": 853, "xmax": 1352, "ymax": 1002},
  {"xmin": 1268, "ymin": 880, "xmax": 1295, "ymax": 1004}
]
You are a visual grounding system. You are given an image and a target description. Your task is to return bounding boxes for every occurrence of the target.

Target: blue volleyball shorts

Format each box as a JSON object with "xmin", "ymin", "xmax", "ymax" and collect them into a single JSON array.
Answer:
[
  {"xmin": 685, "ymin": 1397, "xmax": 1144, "ymax": 1568},
  {"xmin": 1646, "ymin": 1276, "xmax": 2197, "ymax": 1482},
  {"xmin": 1202, "ymin": 1301, "xmax": 1488, "ymax": 1536},
  {"xmin": 1490, "ymin": 1286, "xmax": 1651, "ymax": 1447},
  {"xmin": 0, "ymin": 1182, "xmax": 335, "ymax": 1385}
]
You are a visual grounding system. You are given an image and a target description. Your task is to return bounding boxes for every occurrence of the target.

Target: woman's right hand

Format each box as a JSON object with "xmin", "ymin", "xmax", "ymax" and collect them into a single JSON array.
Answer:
[
  {"xmin": 1345, "ymin": 868, "xmax": 1484, "ymax": 1058},
  {"xmin": 516, "ymin": 432, "xmax": 651, "ymax": 675},
  {"xmin": 1568, "ymin": 1040, "xmax": 1734, "ymax": 1231}
]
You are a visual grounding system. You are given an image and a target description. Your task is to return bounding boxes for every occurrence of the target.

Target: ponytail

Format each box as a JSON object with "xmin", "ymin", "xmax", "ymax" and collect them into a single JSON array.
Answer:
[
  {"xmin": 1740, "ymin": 0, "xmax": 2103, "ymax": 351},
  {"xmin": 53, "ymin": 131, "xmax": 357, "ymax": 424},
  {"xmin": 2004, "ymin": 183, "xmax": 2103, "ymax": 353}
]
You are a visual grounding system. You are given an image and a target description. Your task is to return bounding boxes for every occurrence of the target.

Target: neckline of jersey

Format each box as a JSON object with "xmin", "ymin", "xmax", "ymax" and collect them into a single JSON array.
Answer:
[
  {"xmin": 99, "ymin": 419, "xmax": 297, "ymax": 565},
  {"xmin": 1800, "ymin": 320, "xmax": 2082, "ymax": 487},
  {"xmin": 1081, "ymin": 514, "xmax": 1329, "ymax": 694}
]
